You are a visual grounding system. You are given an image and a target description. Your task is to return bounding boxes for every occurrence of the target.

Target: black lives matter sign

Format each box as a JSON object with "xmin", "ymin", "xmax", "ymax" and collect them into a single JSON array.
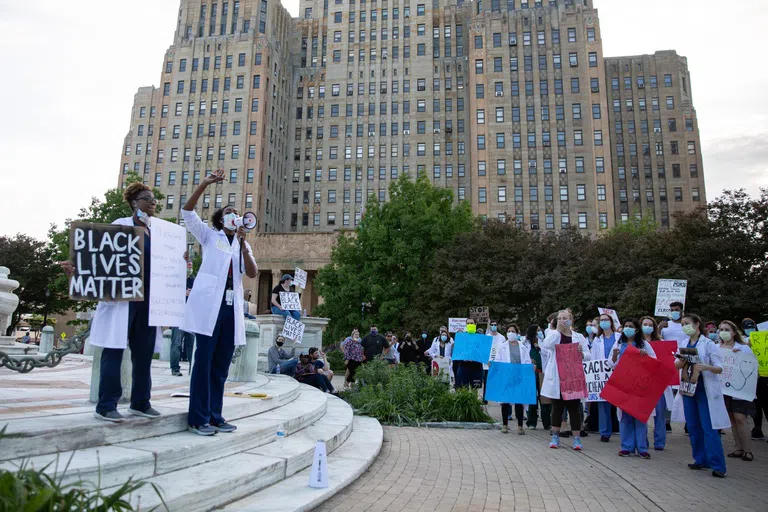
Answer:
[{"xmin": 68, "ymin": 223, "xmax": 145, "ymax": 301}]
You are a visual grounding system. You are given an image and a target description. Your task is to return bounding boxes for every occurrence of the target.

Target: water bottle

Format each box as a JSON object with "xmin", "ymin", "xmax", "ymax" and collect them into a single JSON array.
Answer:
[
  {"xmin": 303, "ymin": 308, "xmax": 307, "ymax": 317},
  {"xmin": 276, "ymin": 429, "xmax": 286, "ymax": 448}
]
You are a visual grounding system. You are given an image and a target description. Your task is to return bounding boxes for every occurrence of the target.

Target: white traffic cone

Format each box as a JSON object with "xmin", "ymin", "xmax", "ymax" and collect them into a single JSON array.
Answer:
[{"xmin": 308, "ymin": 439, "xmax": 329, "ymax": 488}]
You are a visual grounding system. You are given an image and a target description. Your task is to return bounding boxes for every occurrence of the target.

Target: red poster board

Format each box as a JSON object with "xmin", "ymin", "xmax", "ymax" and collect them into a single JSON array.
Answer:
[
  {"xmin": 556, "ymin": 343, "xmax": 588, "ymax": 400},
  {"xmin": 601, "ymin": 345, "xmax": 669, "ymax": 423},
  {"xmin": 649, "ymin": 341, "xmax": 680, "ymax": 386}
]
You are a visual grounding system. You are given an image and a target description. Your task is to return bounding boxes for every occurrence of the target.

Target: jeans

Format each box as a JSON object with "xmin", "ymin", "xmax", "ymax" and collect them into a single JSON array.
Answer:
[
  {"xmin": 271, "ymin": 358, "xmax": 299, "ymax": 376},
  {"xmin": 620, "ymin": 412, "xmax": 649, "ymax": 453},
  {"xmin": 297, "ymin": 374, "xmax": 332, "ymax": 392},
  {"xmin": 653, "ymin": 394, "xmax": 667, "ymax": 449},
  {"xmin": 683, "ymin": 381, "xmax": 726, "ymax": 473},
  {"xmin": 170, "ymin": 328, "xmax": 195, "ymax": 372},
  {"xmin": 97, "ymin": 302, "xmax": 156, "ymax": 414},
  {"xmin": 188, "ymin": 299, "xmax": 236, "ymax": 428},
  {"xmin": 598, "ymin": 401, "xmax": 613, "ymax": 438},
  {"xmin": 271, "ymin": 306, "xmax": 301, "ymax": 321}
]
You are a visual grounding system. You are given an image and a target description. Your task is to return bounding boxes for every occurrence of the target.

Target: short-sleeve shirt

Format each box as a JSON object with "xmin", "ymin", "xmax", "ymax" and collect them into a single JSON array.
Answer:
[{"xmin": 272, "ymin": 285, "xmax": 289, "ymax": 306}]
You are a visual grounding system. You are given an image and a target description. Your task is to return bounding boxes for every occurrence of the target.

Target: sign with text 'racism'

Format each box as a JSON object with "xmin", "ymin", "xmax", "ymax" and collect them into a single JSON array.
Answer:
[{"xmin": 69, "ymin": 223, "xmax": 144, "ymax": 301}]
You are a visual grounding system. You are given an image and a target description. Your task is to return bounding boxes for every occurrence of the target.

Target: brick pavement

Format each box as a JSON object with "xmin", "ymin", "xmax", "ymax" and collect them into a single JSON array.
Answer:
[{"xmin": 315, "ymin": 417, "xmax": 768, "ymax": 512}]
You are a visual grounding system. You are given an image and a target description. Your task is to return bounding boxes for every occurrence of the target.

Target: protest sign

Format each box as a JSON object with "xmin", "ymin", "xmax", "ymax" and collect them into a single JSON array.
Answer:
[
  {"xmin": 469, "ymin": 306, "xmax": 490, "ymax": 323},
  {"xmin": 582, "ymin": 359, "xmax": 613, "ymax": 402},
  {"xmin": 68, "ymin": 222, "xmax": 144, "ymax": 301},
  {"xmin": 556, "ymin": 344, "xmax": 588, "ymax": 400},
  {"xmin": 281, "ymin": 316, "xmax": 306, "ymax": 344},
  {"xmin": 757, "ymin": 321, "xmax": 768, "ymax": 332},
  {"xmin": 431, "ymin": 357, "xmax": 454, "ymax": 385},
  {"xmin": 147, "ymin": 218, "xmax": 187, "ymax": 327},
  {"xmin": 749, "ymin": 332, "xmax": 768, "ymax": 378},
  {"xmin": 294, "ymin": 268, "xmax": 308, "ymax": 289},
  {"xmin": 649, "ymin": 341, "xmax": 681, "ymax": 386},
  {"xmin": 654, "ymin": 279, "xmax": 688, "ymax": 318},
  {"xmin": 448, "ymin": 318, "xmax": 468, "ymax": 333},
  {"xmin": 678, "ymin": 347, "xmax": 701, "ymax": 396},
  {"xmin": 601, "ymin": 345, "xmax": 668, "ymax": 423},
  {"xmin": 597, "ymin": 307, "xmax": 620, "ymax": 330},
  {"xmin": 485, "ymin": 362, "xmax": 537, "ymax": 405},
  {"xmin": 452, "ymin": 332, "xmax": 493, "ymax": 363},
  {"xmin": 280, "ymin": 292, "xmax": 302, "ymax": 311},
  {"xmin": 719, "ymin": 347, "xmax": 758, "ymax": 401}
]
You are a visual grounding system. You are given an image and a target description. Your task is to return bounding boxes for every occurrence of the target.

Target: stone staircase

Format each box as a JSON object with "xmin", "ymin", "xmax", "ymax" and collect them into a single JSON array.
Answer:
[{"xmin": 0, "ymin": 374, "xmax": 382, "ymax": 511}]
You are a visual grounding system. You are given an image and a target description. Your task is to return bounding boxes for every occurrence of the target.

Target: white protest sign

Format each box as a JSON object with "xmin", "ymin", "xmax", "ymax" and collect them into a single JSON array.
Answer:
[
  {"xmin": 431, "ymin": 357, "xmax": 454, "ymax": 386},
  {"xmin": 281, "ymin": 316, "xmax": 306, "ymax": 344},
  {"xmin": 583, "ymin": 358, "xmax": 613, "ymax": 402},
  {"xmin": 148, "ymin": 218, "xmax": 187, "ymax": 327},
  {"xmin": 280, "ymin": 291, "xmax": 302, "ymax": 311},
  {"xmin": 598, "ymin": 307, "xmax": 620, "ymax": 330},
  {"xmin": 448, "ymin": 318, "xmax": 468, "ymax": 333},
  {"xmin": 294, "ymin": 268, "xmax": 308, "ymax": 289},
  {"xmin": 654, "ymin": 279, "xmax": 688, "ymax": 318},
  {"xmin": 720, "ymin": 347, "xmax": 758, "ymax": 401},
  {"xmin": 757, "ymin": 320, "xmax": 768, "ymax": 332}
]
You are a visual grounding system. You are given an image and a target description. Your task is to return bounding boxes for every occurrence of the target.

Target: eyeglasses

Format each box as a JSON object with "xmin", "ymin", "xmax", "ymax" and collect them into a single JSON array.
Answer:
[{"xmin": 135, "ymin": 195, "xmax": 157, "ymax": 204}]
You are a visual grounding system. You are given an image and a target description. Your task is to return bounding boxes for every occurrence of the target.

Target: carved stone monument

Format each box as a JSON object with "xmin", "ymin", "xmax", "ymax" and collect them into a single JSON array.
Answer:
[{"xmin": 0, "ymin": 266, "xmax": 36, "ymax": 356}]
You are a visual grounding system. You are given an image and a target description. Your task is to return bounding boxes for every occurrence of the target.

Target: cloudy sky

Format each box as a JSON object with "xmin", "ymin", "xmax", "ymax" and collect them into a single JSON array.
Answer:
[{"xmin": 1, "ymin": 0, "xmax": 765, "ymax": 239}]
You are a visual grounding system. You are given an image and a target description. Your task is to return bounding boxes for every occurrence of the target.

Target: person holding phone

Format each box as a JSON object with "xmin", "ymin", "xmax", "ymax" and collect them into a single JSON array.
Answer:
[{"xmin": 182, "ymin": 169, "xmax": 258, "ymax": 436}]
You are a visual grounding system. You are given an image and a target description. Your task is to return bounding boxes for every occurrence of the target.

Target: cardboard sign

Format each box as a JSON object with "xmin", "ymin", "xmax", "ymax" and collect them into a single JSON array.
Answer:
[
  {"xmin": 583, "ymin": 358, "xmax": 613, "ymax": 402},
  {"xmin": 601, "ymin": 345, "xmax": 669, "ymax": 423},
  {"xmin": 597, "ymin": 307, "xmax": 620, "ymax": 330},
  {"xmin": 678, "ymin": 347, "xmax": 701, "ymax": 396},
  {"xmin": 280, "ymin": 291, "xmax": 302, "ymax": 311},
  {"xmin": 469, "ymin": 306, "xmax": 490, "ymax": 323},
  {"xmin": 485, "ymin": 362, "xmax": 537, "ymax": 405},
  {"xmin": 649, "ymin": 341, "xmax": 681, "ymax": 386},
  {"xmin": 281, "ymin": 316, "xmax": 305, "ymax": 344},
  {"xmin": 148, "ymin": 218, "xmax": 187, "ymax": 327},
  {"xmin": 751, "ymin": 332, "xmax": 768, "ymax": 378},
  {"xmin": 452, "ymin": 332, "xmax": 493, "ymax": 363},
  {"xmin": 294, "ymin": 267, "xmax": 308, "ymax": 289},
  {"xmin": 654, "ymin": 279, "xmax": 688, "ymax": 318},
  {"xmin": 555, "ymin": 343, "xmax": 588, "ymax": 400},
  {"xmin": 431, "ymin": 357, "xmax": 454, "ymax": 385},
  {"xmin": 719, "ymin": 347, "xmax": 758, "ymax": 401},
  {"xmin": 68, "ymin": 223, "xmax": 144, "ymax": 301},
  {"xmin": 448, "ymin": 318, "xmax": 468, "ymax": 333}
]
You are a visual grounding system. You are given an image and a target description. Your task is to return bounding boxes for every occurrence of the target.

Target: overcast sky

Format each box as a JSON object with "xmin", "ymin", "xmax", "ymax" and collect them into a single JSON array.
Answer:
[{"xmin": 1, "ymin": 0, "xmax": 765, "ymax": 239}]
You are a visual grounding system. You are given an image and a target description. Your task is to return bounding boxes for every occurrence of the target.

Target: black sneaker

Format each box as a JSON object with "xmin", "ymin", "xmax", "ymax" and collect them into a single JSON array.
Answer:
[
  {"xmin": 712, "ymin": 470, "xmax": 726, "ymax": 478},
  {"xmin": 211, "ymin": 422, "xmax": 237, "ymax": 433},
  {"xmin": 128, "ymin": 407, "xmax": 162, "ymax": 418},
  {"xmin": 665, "ymin": 423, "xmax": 672, "ymax": 432},
  {"xmin": 580, "ymin": 430, "xmax": 588, "ymax": 437},
  {"xmin": 751, "ymin": 429, "xmax": 765, "ymax": 440},
  {"xmin": 688, "ymin": 463, "xmax": 711, "ymax": 470},
  {"xmin": 172, "ymin": 369, "xmax": 183, "ymax": 377},
  {"xmin": 94, "ymin": 410, "xmax": 125, "ymax": 423},
  {"xmin": 600, "ymin": 436, "xmax": 610, "ymax": 443},
  {"xmin": 189, "ymin": 424, "xmax": 217, "ymax": 436},
  {"xmin": 560, "ymin": 431, "xmax": 571, "ymax": 438}
]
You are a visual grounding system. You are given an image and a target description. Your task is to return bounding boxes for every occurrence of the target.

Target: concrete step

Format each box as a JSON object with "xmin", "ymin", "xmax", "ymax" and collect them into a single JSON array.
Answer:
[
  {"xmin": 123, "ymin": 395, "xmax": 357, "ymax": 511},
  {"xmin": 220, "ymin": 416, "xmax": 383, "ymax": 512},
  {"xmin": 0, "ymin": 374, "xmax": 301, "ymax": 461}
]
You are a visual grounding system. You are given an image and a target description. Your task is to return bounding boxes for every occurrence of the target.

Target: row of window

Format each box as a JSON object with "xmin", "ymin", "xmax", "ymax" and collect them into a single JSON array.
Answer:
[
  {"xmin": 164, "ymin": 52, "xmax": 263, "ymax": 75},
  {"xmin": 138, "ymin": 97, "xmax": 258, "ymax": 122},
  {"xmin": 125, "ymin": 143, "xmax": 255, "ymax": 162}
]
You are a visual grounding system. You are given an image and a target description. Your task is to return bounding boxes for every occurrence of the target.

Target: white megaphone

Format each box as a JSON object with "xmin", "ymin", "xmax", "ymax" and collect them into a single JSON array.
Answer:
[{"xmin": 224, "ymin": 211, "xmax": 257, "ymax": 231}]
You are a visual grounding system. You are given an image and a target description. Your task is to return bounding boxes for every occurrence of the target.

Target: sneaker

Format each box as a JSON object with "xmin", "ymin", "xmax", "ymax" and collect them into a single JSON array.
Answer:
[
  {"xmin": 619, "ymin": 450, "xmax": 631, "ymax": 457},
  {"xmin": 572, "ymin": 438, "xmax": 583, "ymax": 451},
  {"xmin": 94, "ymin": 410, "xmax": 125, "ymax": 423},
  {"xmin": 688, "ymin": 463, "xmax": 706, "ymax": 470},
  {"xmin": 172, "ymin": 369, "xmax": 183, "ymax": 377},
  {"xmin": 712, "ymin": 470, "xmax": 726, "ymax": 478},
  {"xmin": 560, "ymin": 431, "xmax": 571, "ymax": 438},
  {"xmin": 549, "ymin": 434, "xmax": 560, "ymax": 449},
  {"xmin": 600, "ymin": 436, "xmax": 610, "ymax": 443},
  {"xmin": 128, "ymin": 407, "xmax": 161, "ymax": 418},
  {"xmin": 580, "ymin": 430, "xmax": 589, "ymax": 437},
  {"xmin": 501, "ymin": 425, "xmax": 510, "ymax": 434},
  {"xmin": 665, "ymin": 423, "xmax": 672, "ymax": 432},
  {"xmin": 654, "ymin": 447, "xmax": 665, "ymax": 451},
  {"xmin": 518, "ymin": 427, "xmax": 525, "ymax": 435},
  {"xmin": 527, "ymin": 425, "xmax": 536, "ymax": 430},
  {"xmin": 189, "ymin": 424, "xmax": 217, "ymax": 436},
  {"xmin": 211, "ymin": 422, "xmax": 237, "ymax": 433},
  {"xmin": 639, "ymin": 452, "xmax": 651, "ymax": 460},
  {"xmin": 751, "ymin": 429, "xmax": 765, "ymax": 440}
]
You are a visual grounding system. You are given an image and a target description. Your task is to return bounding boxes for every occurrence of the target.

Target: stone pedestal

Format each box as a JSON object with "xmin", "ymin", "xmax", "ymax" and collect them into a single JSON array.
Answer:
[
  {"xmin": 228, "ymin": 320, "xmax": 262, "ymax": 382},
  {"xmin": 253, "ymin": 315, "xmax": 329, "ymax": 373},
  {"xmin": 160, "ymin": 329, "xmax": 173, "ymax": 361},
  {"xmin": 89, "ymin": 346, "xmax": 132, "ymax": 404},
  {"xmin": 38, "ymin": 326, "xmax": 54, "ymax": 354}
]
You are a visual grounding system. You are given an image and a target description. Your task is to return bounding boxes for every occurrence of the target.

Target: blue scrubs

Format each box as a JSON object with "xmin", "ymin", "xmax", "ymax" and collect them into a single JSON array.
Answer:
[{"xmin": 598, "ymin": 334, "xmax": 616, "ymax": 438}]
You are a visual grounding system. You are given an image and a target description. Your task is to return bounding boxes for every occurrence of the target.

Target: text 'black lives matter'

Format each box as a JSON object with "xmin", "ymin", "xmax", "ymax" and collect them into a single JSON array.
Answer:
[{"xmin": 68, "ymin": 222, "xmax": 145, "ymax": 301}]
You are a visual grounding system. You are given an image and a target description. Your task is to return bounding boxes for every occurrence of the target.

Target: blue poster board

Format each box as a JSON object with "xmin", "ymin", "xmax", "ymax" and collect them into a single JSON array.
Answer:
[
  {"xmin": 485, "ymin": 362, "xmax": 537, "ymax": 405},
  {"xmin": 452, "ymin": 332, "xmax": 493, "ymax": 363}
]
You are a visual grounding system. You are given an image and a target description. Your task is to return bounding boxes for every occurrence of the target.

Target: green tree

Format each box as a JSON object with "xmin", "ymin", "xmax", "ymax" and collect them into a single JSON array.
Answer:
[{"xmin": 315, "ymin": 174, "xmax": 474, "ymax": 342}]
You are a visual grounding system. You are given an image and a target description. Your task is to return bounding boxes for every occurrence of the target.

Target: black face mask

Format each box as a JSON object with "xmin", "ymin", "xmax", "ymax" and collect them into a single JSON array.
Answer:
[{"xmin": 276, "ymin": 341, "xmax": 284, "ymax": 347}]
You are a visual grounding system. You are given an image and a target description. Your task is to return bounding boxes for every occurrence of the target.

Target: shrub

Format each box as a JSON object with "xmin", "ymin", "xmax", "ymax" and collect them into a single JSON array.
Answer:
[
  {"xmin": 341, "ymin": 360, "xmax": 493, "ymax": 426},
  {"xmin": 325, "ymin": 349, "xmax": 345, "ymax": 373}
]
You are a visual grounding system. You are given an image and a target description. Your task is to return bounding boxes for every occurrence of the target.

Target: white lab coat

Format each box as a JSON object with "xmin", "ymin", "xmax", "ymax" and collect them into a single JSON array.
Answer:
[
  {"xmin": 89, "ymin": 217, "xmax": 164, "ymax": 351},
  {"xmin": 484, "ymin": 333, "xmax": 509, "ymax": 370},
  {"xmin": 181, "ymin": 209, "xmax": 252, "ymax": 346},
  {"xmin": 671, "ymin": 335, "xmax": 731, "ymax": 430},
  {"xmin": 540, "ymin": 330, "xmax": 592, "ymax": 400},
  {"xmin": 427, "ymin": 340, "xmax": 454, "ymax": 383}
]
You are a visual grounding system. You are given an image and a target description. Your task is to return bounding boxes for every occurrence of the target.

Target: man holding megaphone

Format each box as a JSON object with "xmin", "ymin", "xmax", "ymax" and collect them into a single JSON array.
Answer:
[{"xmin": 181, "ymin": 169, "xmax": 258, "ymax": 436}]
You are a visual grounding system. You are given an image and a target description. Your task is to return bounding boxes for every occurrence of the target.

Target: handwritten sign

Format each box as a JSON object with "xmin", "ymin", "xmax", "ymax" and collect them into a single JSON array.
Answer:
[
  {"xmin": 583, "ymin": 359, "xmax": 613, "ymax": 402},
  {"xmin": 469, "ymin": 306, "xmax": 489, "ymax": 323},
  {"xmin": 678, "ymin": 347, "xmax": 701, "ymax": 396},
  {"xmin": 649, "ymin": 341, "xmax": 680, "ymax": 386},
  {"xmin": 148, "ymin": 218, "xmax": 186, "ymax": 327},
  {"xmin": 601, "ymin": 345, "xmax": 668, "ymax": 422},
  {"xmin": 281, "ymin": 316, "xmax": 305, "ymax": 344},
  {"xmin": 294, "ymin": 268, "xmax": 308, "ymax": 289},
  {"xmin": 431, "ymin": 357, "xmax": 453, "ymax": 385},
  {"xmin": 556, "ymin": 343, "xmax": 588, "ymax": 400},
  {"xmin": 485, "ymin": 362, "xmax": 537, "ymax": 405},
  {"xmin": 68, "ymin": 222, "xmax": 144, "ymax": 301},
  {"xmin": 654, "ymin": 279, "xmax": 688, "ymax": 318},
  {"xmin": 448, "ymin": 318, "xmax": 468, "ymax": 333},
  {"xmin": 597, "ymin": 307, "xmax": 620, "ymax": 330},
  {"xmin": 452, "ymin": 332, "xmax": 493, "ymax": 363},
  {"xmin": 749, "ymin": 332, "xmax": 768, "ymax": 378},
  {"xmin": 280, "ymin": 292, "xmax": 302, "ymax": 311},
  {"xmin": 719, "ymin": 347, "xmax": 758, "ymax": 401}
]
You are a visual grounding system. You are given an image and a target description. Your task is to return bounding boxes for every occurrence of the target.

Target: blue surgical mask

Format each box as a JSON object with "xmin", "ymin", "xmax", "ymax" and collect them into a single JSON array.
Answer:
[
  {"xmin": 641, "ymin": 325, "xmax": 654, "ymax": 335},
  {"xmin": 562, "ymin": 320, "xmax": 572, "ymax": 328},
  {"xmin": 440, "ymin": 335, "xmax": 447, "ymax": 342},
  {"xmin": 421, "ymin": 333, "xmax": 427, "ymax": 339},
  {"xmin": 623, "ymin": 327, "xmax": 636, "ymax": 339},
  {"xmin": 136, "ymin": 208, "xmax": 151, "ymax": 226},
  {"xmin": 586, "ymin": 326, "xmax": 595, "ymax": 335},
  {"xmin": 599, "ymin": 321, "xmax": 611, "ymax": 331},
  {"xmin": 491, "ymin": 325, "xmax": 497, "ymax": 332},
  {"xmin": 745, "ymin": 328, "xmax": 756, "ymax": 336},
  {"xmin": 537, "ymin": 331, "xmax": 544, "ymax": 340},
  {"xmin": 708, "ymin": 333, "xmax": 718, "ymax": 341},
  {"xmin": 670, "ymin": 311, "xmax": 681, "ymax": 321}
]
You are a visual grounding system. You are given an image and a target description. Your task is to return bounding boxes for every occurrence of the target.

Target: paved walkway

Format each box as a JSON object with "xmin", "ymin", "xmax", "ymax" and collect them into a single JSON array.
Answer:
[{"xmin": 316, "ymin": 419, "xmax": 768, "ymax": 512}]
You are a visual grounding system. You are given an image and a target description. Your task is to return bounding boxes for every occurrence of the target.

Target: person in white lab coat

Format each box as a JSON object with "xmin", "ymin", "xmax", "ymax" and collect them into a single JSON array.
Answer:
[
  {"xmin": 426, "ymin": 332, "xmax": 454, "ymax": 385},
  {"xmin": 182, "ymin": 170, "xmax": 258, "ymax": 436},
  {"xmin": 718, "ymin": 320, "xmax": 755, "ymax": 462}
]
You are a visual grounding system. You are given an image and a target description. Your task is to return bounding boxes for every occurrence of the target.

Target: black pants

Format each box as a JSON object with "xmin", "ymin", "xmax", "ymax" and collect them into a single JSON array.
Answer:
[
  {"xmin": 298, "ymin": 373, "xmax": 332, "ymax": 392},
  {"xmin": 346, "ymin": 360, "xmax": 361, "ymax": 383},
  {"xmin": 502, "ymin": 403, "xmax": 525, "ymax": 427},
  {"xmin": 753, "ymin": 377, "xmax": 768, "ymax": 432},
  {"xmin": 552, "ymin": 398, "xmax": 582, "ymax": 432},
  {"xmin": 527, "ymin": 373, "xmax": 551, "ymax": 429}
]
